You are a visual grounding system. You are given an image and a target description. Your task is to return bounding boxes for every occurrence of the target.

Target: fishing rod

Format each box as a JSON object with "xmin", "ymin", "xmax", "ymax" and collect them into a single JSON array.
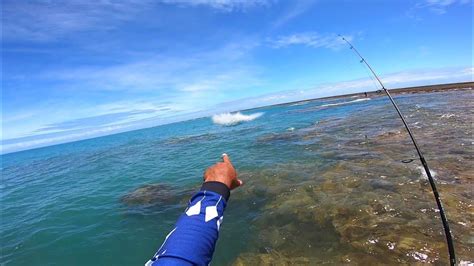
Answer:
[{"xmin": 338, "ymin": 35, "xmax": 456, "ymax": 265}]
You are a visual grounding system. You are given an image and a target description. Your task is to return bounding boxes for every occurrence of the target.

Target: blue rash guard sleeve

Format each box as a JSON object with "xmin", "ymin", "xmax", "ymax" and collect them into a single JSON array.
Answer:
[{"xmin": 146, "ymin": 182, "xmax": 230, "ymax": 266}]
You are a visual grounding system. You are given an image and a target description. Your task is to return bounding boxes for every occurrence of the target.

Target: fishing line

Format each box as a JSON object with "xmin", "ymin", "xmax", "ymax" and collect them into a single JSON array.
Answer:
[
  {"xmin": 338, "ymin": 35, "xmax": 456, "ymax": 265},
  {"xmin": 362, "ymin": 61, "xmax": 380, "ymax": 93}
]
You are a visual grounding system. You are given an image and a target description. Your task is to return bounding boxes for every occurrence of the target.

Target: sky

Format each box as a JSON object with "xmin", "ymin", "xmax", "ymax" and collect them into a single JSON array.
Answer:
[{"xmin": 2, "ymin": 0, "xmax": 473, "ymax": 154}]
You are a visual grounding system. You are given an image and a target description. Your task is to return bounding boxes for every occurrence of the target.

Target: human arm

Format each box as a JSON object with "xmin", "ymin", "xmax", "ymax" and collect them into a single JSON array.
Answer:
[{"xmin": 145, "ymin": 154, "xmax": 242, "ymax": 266}]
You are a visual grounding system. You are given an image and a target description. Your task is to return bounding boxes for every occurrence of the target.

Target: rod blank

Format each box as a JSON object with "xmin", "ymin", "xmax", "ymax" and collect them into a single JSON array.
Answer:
[{"xmin": 339, "ymin": 35, "xmax": 456, "ymax": 265}]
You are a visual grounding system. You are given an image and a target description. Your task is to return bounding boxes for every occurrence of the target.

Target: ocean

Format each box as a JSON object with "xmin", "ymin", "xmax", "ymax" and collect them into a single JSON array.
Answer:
[{"xmin": 2, "ymin": 89, "xmax": 473, "ymax": 265}]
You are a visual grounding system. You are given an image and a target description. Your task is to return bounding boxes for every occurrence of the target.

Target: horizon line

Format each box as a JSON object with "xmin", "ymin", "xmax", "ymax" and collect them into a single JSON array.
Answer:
[{"xmin": 2, "ymin": 81, "xmax": 473, "ymax": 156}]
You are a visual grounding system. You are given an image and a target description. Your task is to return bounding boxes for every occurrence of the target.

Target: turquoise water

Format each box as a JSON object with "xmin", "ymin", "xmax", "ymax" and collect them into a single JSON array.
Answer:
[{"xmin": 2, "ymin": 90, "xmax": 473, "ymax": 265}]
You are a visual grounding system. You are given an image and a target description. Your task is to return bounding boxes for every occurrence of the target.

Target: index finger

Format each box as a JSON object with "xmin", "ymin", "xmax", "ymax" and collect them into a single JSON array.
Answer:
[{"xmin": 221, "ymin": 153, "xmax": 231, "ymax": 164}]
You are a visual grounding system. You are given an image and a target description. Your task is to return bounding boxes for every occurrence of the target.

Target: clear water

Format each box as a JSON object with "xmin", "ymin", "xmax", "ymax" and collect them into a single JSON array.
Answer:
[{"xmin": 2, "ymin": 90, "xmax": 473, "ymax": 265}]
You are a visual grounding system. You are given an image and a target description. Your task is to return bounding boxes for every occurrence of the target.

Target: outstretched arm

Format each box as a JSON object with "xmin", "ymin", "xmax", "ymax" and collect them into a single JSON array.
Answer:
[{"xmin": 146, "ymin": 154, "xmax": 242, "ymax": 266}]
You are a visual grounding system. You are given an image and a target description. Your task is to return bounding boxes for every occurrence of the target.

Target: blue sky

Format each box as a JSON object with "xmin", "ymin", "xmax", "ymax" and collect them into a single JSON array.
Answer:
[{"xmin": 2, "ymin": 0, "xmax": 473, "ymax": 154}]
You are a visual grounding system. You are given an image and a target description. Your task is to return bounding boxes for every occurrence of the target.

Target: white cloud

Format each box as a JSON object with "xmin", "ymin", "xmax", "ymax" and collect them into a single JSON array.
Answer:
[
  {"xmin": 425, "ymin": 0, "xmax": 471, "ymax": 7},
  {"xmin": 270, "ymin": 32, "xmax": 352, "ymax": 50},
  {"xmin": 162, "ymin": 0, "xmax": 271, "ymax": 11},
  {"xmin": 33, "ymin": 106, "xmax": 175, "ymax": 135},
  {"xmin": 408, "ymin": 0, "xmax": 471, "ymax": 17},
  {"xmin": 423, "ymin": 0, "xmax": 468, "ymax": 14},
  {"xmin": 1, "ymin": 101, "xmax": 187, "ymax": 154},
  {"xmin": 2, "ymin": 99, "xmax": 181, "ymax": 140},
  {"xmin": 2, "ymin": 0, "xmax": 269, "ymax": 42},
  {"xmin": 1, "ymin": 124, "xmax": 131, "ymax": 155},
  {"xmin": 3, "ymin": 40, "xmax": 263, "ymax": 142},
  {"xmin": 2, "ymin": 1, "xmax": 154, "ymax": 42},
  {"xmin": 40, "ymin": 40, "xmax": 261, "ymax": 94},
  {"xmin": 1, "ymin": 107, "xmax": 208, "ymax": 154},
  {"xmin": 272, "ymin": 0, "xmax": 315, "ymax": 28}
]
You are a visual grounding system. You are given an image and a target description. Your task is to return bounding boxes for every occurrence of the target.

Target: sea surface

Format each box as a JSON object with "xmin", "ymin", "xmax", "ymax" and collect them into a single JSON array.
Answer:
[{"xmin": 2, "ymin": 89, "xmax": 473, "ymax": 265}]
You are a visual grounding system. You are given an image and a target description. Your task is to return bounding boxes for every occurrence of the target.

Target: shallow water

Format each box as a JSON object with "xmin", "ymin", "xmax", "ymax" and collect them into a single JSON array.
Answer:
[{"xmin": 2, "ymin": 89, "xmax": 473, "ymax": 265}]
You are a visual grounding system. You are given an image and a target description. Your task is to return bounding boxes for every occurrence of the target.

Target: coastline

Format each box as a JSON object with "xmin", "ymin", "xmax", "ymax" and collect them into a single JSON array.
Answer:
[{"xmin": 258, "ymin": 81, "xmax": 474, "ymax": 110}]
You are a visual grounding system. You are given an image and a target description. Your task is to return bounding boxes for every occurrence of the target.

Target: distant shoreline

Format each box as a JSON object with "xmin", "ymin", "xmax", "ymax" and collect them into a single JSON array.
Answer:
[
  {"xmin": 3, "ymin": 81, "xmax": 472, "ymax": 156},
  {"xmin": 255, "ymin": 81, "xmax": 474, "ymax": 110}
]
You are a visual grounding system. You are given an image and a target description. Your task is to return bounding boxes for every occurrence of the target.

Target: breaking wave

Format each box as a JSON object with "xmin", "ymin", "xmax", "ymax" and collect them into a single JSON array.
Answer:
[
  {"xmin": 321, "ymin": 98, "xmax": 370, "ymax": 107},
  {"xmin": 417, "ymin": 166, "xmax": 437, "ymax": 180},
  {"xmin": 212, "ymin": 112, "xmax": 263, "ymax": 126}
]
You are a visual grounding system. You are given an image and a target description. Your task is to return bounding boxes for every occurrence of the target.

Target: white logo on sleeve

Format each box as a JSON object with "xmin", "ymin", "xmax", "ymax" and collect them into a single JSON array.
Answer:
[
  {"xmin": 205, "ymin": 196, "xmax": 222, "ymax": 222},
  {"xmin": 205, "ymin": 206, "xmax": 218, "ymax": 222},
  {"xmin": 186, "ymin": 194, "xmax": 206, "ymax": 216}
]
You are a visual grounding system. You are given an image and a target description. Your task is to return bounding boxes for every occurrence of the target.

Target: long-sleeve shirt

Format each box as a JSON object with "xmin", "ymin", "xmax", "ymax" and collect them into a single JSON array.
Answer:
[{"xmin": 145, "ymin": 181, "xmax": 230, "ymax": 266}]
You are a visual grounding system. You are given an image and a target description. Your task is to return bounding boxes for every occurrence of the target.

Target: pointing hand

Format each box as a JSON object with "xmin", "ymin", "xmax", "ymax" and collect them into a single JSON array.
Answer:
[{"xmin": 204, "ymin": 153, "xmax": 242, "ymax": 190}]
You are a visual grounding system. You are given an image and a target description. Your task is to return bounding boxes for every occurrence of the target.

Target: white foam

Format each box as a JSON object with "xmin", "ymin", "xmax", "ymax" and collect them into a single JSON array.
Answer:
[
  {"xmin": 321, "ymin": 98, "xmax": 370, "ymax": 107},
  {"xmin": 211, "ymin": 112, "xmax": 263, "ymax": 126},
  {"xmin": 417, "ymin": 166, "xmax": 437, "ymax": 180},
  {"xmin": 441, "ymin": 113, "xmax": 456, "ymax": 118}
]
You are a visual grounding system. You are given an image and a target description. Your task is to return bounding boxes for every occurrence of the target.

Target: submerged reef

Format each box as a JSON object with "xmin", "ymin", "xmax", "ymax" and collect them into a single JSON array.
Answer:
[
  {"xmin": 230, "ymin": 91, "xmax": 474, "ymax": 264},
  {"xmin": 121, "ymin": 183, "xmax": 196, "ymax": 207},
  {"xmin": 230, "ymin": 162, "xmax": 472, "ymax": 264}
]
